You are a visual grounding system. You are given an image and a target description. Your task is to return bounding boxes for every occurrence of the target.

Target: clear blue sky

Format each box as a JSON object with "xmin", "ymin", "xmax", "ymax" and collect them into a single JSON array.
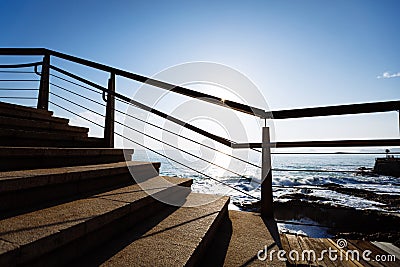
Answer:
[{"xmin": 1, "ymin": 0, "xmax": 399, "ymax": 144}]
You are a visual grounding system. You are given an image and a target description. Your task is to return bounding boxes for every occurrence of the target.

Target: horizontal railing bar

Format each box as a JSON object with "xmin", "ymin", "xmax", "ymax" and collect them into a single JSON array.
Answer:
[
  {"xmin": 277, "ymin": 139, "xmax": 400, "ymax": 148},
  {"xmin": 272, "ymin": 100, "xmax": 400, "ymax": 119},
  {"xmin": 0, "ymin": 97, "xmax": 36, "ymax": 99},
  {"xmin": 0, "ymin": 61, "xmax": 42, "ymax": 69},
  {"xmin": 270, "ymin": 152, "xmax": 400, "ymax": 154},
  {"xmin": 0, "ymin": 88, "xmax": 38, "ymax": 91},
  {"xmin": 0, "ymin": 79, "xmax": 39, "ymax": 82},
  {"xmin": 0, "ymin": 48, "xmax": 48, "ymax": 55},
  {"xmin": 0, "ymin": 70, "xmax": 35, "ymax": 73},
  {"xmin": 233, "ymin": 139, "xmax": 400, "ymax": 148}
]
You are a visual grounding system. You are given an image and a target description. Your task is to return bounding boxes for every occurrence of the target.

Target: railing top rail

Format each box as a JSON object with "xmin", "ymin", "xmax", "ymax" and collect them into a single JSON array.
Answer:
[
  {"xmin": 0, "ymin": 48, "xmax": 269, "ymax": 118},
  {"xmin": 0, "ymin": 48, "xmax": 399, "ymax": 119},
  {"xmin": 232, "ymin": 138, "xmax": 400, "ymax": 149},
  {"xmin": 0, "ymin": 48, "xmax": 48, "ymax": 55},
  {"xmin": 273, "ymin": 100, "xmax": 400, "ymax": 119}
]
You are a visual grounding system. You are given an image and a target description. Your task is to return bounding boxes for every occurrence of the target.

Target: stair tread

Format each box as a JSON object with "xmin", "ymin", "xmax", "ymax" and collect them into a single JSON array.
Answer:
[
  {"xmin": 0, "ymin": 128, "xmax": 90, "ymax": 140},
  {"xmin": 0, "ymin": 129, "xmax": 105, "ymax": 148},
  {"xmin": 0, "ymin": 161, "xmax": 156, "ymax": 193},
  {"xmin": 0, "ymin": 107, "xmax": 68, "ymax": 124},
  {"xmin": 0, "ymin": 101, "xmax": 53, "ymax": 116},
  {"xmin": 0, "ymin": 147, "xmax": 133, "ymax": 157},
  {"xmin": 0, "ymin": 115, "xmax": 89, "ymax": 133},
  {"xmin": 200, "ymin": 210, "xmax": 285, "ymax": 267},
  {"xmin": 0, "ymin": 147, "xmax": 135, "ymax": 171},
  {"xmin": 78, "ymin": 192, "xmax": 229, "ymax": 267},
  {"xmin": 0, "ymin": 176, "xmax": 191, "ymax": 265}
]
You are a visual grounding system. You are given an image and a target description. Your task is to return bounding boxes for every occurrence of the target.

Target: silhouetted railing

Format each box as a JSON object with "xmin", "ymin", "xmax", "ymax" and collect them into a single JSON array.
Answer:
[{"xmin": 0, "ymin": 48, "xmax": 399, "ymax": 219}]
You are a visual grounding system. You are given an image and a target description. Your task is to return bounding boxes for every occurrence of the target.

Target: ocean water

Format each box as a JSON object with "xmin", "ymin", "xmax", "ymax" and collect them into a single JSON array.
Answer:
[{"xmin": 132, "ymin": 151, "xmax": 400, "ymax": 212}]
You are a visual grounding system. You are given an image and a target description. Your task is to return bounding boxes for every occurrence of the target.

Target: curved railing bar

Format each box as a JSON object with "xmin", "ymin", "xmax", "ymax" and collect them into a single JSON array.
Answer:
[{"xmin": 0, "ymin": 61, "xmax": 42, "ymax": 69}]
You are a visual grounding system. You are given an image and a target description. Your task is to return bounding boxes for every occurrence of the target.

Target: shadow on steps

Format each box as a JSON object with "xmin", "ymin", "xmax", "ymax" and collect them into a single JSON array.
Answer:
[
  {"xmin": 198, "ymin": 214, "xmax": 233, "ymax": 266},
  {"xmin": 65, "ymin": 203, "xmax": 181, "ymax": 267},
  {"xmin": 199, "ymin": 211, "xmax": 283, "ymax": 267}
]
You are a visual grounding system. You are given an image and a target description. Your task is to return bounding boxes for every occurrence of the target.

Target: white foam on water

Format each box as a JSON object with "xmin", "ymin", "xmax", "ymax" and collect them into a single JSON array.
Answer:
[{"xmin": 134, "ymin": 152, "xmax": 400, "ymax": 212}]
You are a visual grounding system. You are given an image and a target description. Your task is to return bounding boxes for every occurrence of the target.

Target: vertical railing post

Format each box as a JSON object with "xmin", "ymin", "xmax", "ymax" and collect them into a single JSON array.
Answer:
[
  {"xmin": 37, "ymin": 53, "xmax": 50, "ymax": 110},
  {"xmin": 261, "ymin": 126, "xmax": 274, "ymax": 218},
  {"xmin": 104, "ymin": 73, "xmax": 115, "ymax": 148}
]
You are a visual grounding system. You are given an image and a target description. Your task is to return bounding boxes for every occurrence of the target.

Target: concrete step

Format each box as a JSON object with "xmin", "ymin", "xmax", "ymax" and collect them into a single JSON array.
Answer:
[
  {"xmin": 0, "ymin": 128, "xmax": 104, "ymax": 147},
  {"xmin": 0, "ymin": 147, "xmax": 134, "ymax": 171},
  {"xmin": 0, "ymin": 115, "xmax": 89, "ymax": 135},
  {"xmin": 0, "ymin": 176, "xmax": 193, "ymax": 266},
  {"xmin": 200, "ymin": 210, "xmax": 285, "ymax": 267},
  {"xmin": 0, "ymin": 102, "xmax": 68, "ymax": 124},
  {"xmin": 71, "ymin": 193, "xmax": 230, "ymax": 267},
  {"xmin": 0, "ymin": 101, "xmax": 53, "ymax": 116},
  {"xmin": 0, "ymin": 161, "xmax": 160, "ymax": 213}
]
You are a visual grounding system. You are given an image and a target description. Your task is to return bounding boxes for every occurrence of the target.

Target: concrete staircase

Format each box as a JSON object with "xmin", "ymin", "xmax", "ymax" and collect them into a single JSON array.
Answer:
[
  {"xmin": 0, "ymin": 103, "xmax": 231, "ymax": 266},
  {"xmin": 0, "ymin": 101, "xmax": 104, "ymax": 148}
]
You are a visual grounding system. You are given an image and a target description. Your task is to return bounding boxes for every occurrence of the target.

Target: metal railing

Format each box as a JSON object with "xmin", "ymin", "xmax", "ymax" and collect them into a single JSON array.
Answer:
[{"xmin": 0, "ymin": 48, "xmax": 399, "ymax": 219}]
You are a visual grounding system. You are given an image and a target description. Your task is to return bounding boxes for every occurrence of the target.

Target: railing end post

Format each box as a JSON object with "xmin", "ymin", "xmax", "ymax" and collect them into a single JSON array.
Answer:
[
  {"xmin": 261, "ymin": 126, "xmax": 274, "ymax": 219},
  {"xmin": 37, "ymin": 53, "xmax": 50, "ymax": 110},
  {"xmin": 104, "ymin": 72, "xmax": 115, "ymax": 148}
]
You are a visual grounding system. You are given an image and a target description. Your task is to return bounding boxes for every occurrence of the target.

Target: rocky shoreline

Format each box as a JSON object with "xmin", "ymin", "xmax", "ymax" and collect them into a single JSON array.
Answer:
[{"xmin": 234, "ymin": 183, "xmax": 400, "ymax": 246}]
